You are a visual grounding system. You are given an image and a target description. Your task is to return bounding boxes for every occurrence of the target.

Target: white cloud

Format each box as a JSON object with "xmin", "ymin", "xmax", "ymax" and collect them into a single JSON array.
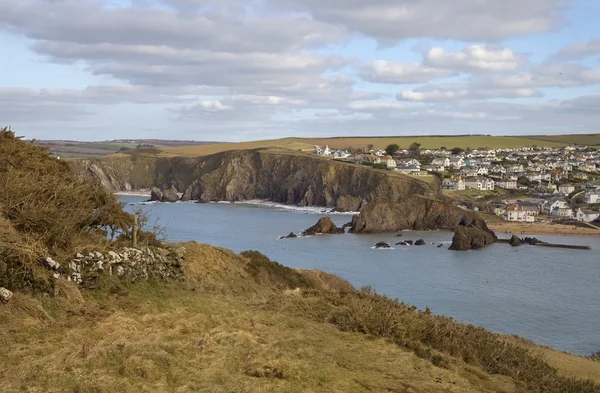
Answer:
[
  {"xmin": 424, "ymin": 45, "xmax": 523, "ymax": 72},
  {"xmin": 554, "ymin": 39, "xmax": 600, "ymax": 60},
  {"xmin": 199, "ymin": 100, "xmax": 232, "ymax": 111},
  {"xmin": 360, "ymin": 60, "xmax": 458, "ymax": 84}
]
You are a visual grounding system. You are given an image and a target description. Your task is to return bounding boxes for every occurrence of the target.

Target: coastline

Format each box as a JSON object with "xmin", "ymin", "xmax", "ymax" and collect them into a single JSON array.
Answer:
[
  {"xmin": 114, "ymin": 191, "xmax": 151, "ymax": 197},
  {"xmin": 488, "ymin": 222, "xmax": 600, "ymax": 236}
]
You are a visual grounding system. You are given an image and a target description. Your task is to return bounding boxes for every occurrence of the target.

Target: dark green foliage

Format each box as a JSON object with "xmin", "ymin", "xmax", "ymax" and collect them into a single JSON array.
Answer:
[{"xmin": 385, "ymin": 144, "xmax": 400, "ymax": 156}]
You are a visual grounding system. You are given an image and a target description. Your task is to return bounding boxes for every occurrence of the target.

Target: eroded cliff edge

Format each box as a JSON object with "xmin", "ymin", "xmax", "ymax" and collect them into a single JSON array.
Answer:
[{"xmin": 72, "ymin": 149, "xmax": 440, "ymax": 211}]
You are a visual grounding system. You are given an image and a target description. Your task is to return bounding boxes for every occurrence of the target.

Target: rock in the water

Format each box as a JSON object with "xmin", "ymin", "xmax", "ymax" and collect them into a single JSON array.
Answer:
[
  {"xmin": 405, "ymin": 240, "xmax": 414, "ymax": 246},
  {"xmin": 509, "ymin": 235, "xmax": 523, "ymax": 247},
  {"xmin": 437, "ymin": 244, "xmax": 443, "ymax": 248},
  {"xmin": 523, "ymin": 237, "xmax": 543, "ymax": 245},
  {"xmin": 279, "ymin": 232, "xmax": 298, "ymax": 239},
  {"xmin": 341, "ymin": 221, "xmax": 353, "ymax": 230},
  {"xmin": 415, "ymin": 239, "xmax": 425, "ymax": 246},
  {"xmin": 374, "ymin": 242, "xmax": 391, "ymax": 249},
  {"xmin": 351, "ymin": 197, "xmax": 489, "ymax": 234},
  {"xmin": 150, "ymin": 187, "xmax": 179, "ymax": 202},
  {"xmin": 302, "ymin": 217, "xmax": 345, "ymax": 236},
  {"xmin": 0, "ymin": 287, "xmax": 13, "ymax": 303},
  {"xmin": 449, "ymin": 221, "xmax": 496, "ymax": 251},
  {"xmin": 394, "ymin": 233, "xmax": 403, "ymax": 237}
]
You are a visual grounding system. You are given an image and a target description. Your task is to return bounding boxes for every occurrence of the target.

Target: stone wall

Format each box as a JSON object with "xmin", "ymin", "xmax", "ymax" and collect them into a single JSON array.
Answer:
[{"xmin": 50, "ymin": 246, "xmax": 186, "ymax": 290}]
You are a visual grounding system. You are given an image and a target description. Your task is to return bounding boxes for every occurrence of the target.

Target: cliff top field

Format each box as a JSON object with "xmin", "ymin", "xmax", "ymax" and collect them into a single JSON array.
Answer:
[
  {"xmin": 45, "ymin": 133, "xmax": 600, "ymax": 159},
  {"xmin": 158, "ymin": 134, "xmax": 600, "ymax": 158}
]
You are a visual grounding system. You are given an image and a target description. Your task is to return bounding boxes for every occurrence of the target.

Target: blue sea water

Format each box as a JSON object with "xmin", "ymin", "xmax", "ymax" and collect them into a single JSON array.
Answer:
[{"xmin": 123, "ymin": 196, "xmax": 600, "ymax": 355}]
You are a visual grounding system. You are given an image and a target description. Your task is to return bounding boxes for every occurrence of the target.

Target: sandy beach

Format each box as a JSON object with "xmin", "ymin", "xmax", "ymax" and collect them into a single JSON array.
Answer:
[{"xmin": 488, "ymin": 222, "xmax": 600, "ymax": 236}]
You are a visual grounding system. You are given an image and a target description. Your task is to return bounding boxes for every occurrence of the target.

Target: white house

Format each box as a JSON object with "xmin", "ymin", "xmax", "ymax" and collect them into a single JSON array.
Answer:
[
  {"xmin": 496, "ymin": 180, "xmax": 517, "ymax": 189},
  {"xmin": 576, "ymin": 209, "xmax": 600, "ymax": 222},
  {"xmin": 396, "ymin": 165, "xmax": 421, "ymax": 173},
  {"xmin": 449, "ymin": 157, "xmax": 465, "ymax": 169},
  {"xmin": 504, "ymin": 205, "xmax": 535, "ymax": 222},
  {"xmin": 476, "ymin": 167, "xmax": 489, "ymax": 175},
  {"xmin": 553, "ymin": 206, "xmax": 574, "ymax": 218},
  {"xmin": 558, "ymin": 184, "xmax": 575, "ymax": 195},
  {"xmin": 432, "ymin": 157, "xmax": 450, "ymax": 168},
  {"xmin": 464, "ymin": 177, "xmax": 495, "ymax": 191},
  {"xmin": 585, "ymin": 192, "xmax": 600, "ymax": 204},
  {"xmin": 542, "ymin": 199, "xmax": 570, "ymax": 215},
  {"xmin": 442, "ymin": 177, "xmax": 466, "ymax": 191}
]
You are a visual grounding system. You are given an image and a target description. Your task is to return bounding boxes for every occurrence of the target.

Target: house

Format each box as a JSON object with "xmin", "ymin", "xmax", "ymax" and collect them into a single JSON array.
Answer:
[
  {"xmin": 464, "ymin": 177, "xmax": 495, "ymax": 191},
  {"xmin": 396, "ymin": 165, "xmax": 421, "ymax": 173},
  {"xmin": 449, "ymin": 157, "xmax": 465, "ymax": 169},
  {"xmin": 465, "ymin": 159, "xmax": 480, "ymax": 167},
  {"xmin": 432, "ymin": 157, "xmax": 450, "ymax": 168},
  {"xmin": 489, "ymin": 165, "xmax": 507, "ymax": 174},
  {"xmin": 441, "ymin": 177, "xmax": 465, "ymax": 191},
  {"xmin": 317, "ymin": 145, "xmax": 332, "ymax": 157},
  {"xmin": 576, "ymin": 208, "xmax": 600, "ymax": 222},
  {"xmin": 519, "ymin": 202, "xmax": 540, "ymax": 216},
  {"xmin": 377, "ymin": 156, "xmax": 396, "ymax": 168},
  {"xmin": 506, "ymin": 164, "xmax": 524, "ymax": 173},
  {"xmin": 460, "ymin": 168, "xmax": 479, "ymax": 177},
  {"xmin": 504, "ymin": 205, "xmax": 535, "ymax": 222},
  {"xmin": 476, "ymin": 167, "xmax": 489, "ymax": 175},
  {"xmin": 423, "ymin": 164, "xmax": 445, "ymax": 172},
  {"xmin": 398, "ymin": 159, "xmax": 422, "ymax": 168},
  {"xmin": 585, "ymin": 192, "xmax": 600, "ymax": 204},
  {"xmin": 541, "ymin": 199, "xmax": 570, "ymax": 214},
  {"xmin": 558, "ymin": 184, "xmax": 575, "ymax": 195},
  {"xmin": 332, "ymin": 150, "xmax": 351, "ymax": 159},
  {"xmin": 496, "ymin": 180, "xmax": 517, "ymax": 189},
  {"xmin": 553, "ymin": 206, "xmax": 574, "ymax": 218}
]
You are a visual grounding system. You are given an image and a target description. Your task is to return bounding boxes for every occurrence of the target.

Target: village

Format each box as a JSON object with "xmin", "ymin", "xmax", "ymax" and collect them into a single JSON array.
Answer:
[{"xmin": 309, "ymin": 143, "xmax": 600, "ymax": 225}]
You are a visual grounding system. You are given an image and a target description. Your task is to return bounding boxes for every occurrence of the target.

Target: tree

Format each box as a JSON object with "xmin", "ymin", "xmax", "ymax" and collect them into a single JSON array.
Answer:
[
  {"xmin": 367, "ymin": 144, "xmax": 374, "ymax": 151},
  {"xmin": 385, "ymin": 144, "xmax": 400, "ymax": 156},
  {"xmin": 440, "ymin": 146, "xmax": 447, "ymax": 151},
  {"xmin": 450, "ymin": 147, "xmax": 463, "ymax": 155},
  {"xmin": 408, "ymin": 142, "xmax": 421, "ymax": 156}
]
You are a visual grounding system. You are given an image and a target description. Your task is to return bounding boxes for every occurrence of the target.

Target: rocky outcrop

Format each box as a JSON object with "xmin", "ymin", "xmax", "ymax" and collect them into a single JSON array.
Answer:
[
  {"xmin": 302, "ymin": 217, "xmax": 345, "ymax": 236},
  {"xmin": 374, "ymin": 242, "xmax": 390, "ymax": 249},
  {"xmin": 150, "ymin": 187, "xmax": 179, "ymax": 203},
  {"xmin": 279, "ymin": 232, "xmax": 298, "ymax": 239},
  {"xmin": 350, "ymin": 197, "xmax": 488, "ymax": 233},
  {"xmin": 72, "ymin": 150, "xmax": 438, "ymax": 210},
  {"xmin": 449, "ymin": 222, "xmax": 496, "ymax": 251},
  {"xmin": 509, "ymin": 235, "xmax": 523, "ymax": 247},
  {"xmin": 415, "ymin": 239, "xmax": 425, "ymax": 246}
]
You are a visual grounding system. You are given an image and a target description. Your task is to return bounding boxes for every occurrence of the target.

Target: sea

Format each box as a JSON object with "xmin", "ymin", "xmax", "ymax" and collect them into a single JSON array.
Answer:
[{"xmin": 121, "ymin": 195, "xmax": 600, "ymax": 356}]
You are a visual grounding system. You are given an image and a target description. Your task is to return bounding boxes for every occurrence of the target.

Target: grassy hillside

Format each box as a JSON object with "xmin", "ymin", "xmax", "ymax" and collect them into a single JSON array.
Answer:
[
  {"xmin": 2, "ymin": 244, "xmax": 600, "ymax": 392},
  {"xmin": 521, "ymin": 134, "xmax": 600, "ymax": 147}
]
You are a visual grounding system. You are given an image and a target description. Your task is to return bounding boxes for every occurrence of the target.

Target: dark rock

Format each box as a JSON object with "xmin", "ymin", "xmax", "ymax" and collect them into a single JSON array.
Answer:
[
  {"xmin": 509, "ymin": 235, "xmax": 523, "ymax": 247},
  {"xmin": 449, "ymin": 221, "xmax": 497, "ymax": 251},
  {"xmin": 150, "ymin": 187, "xmax": 179, "ymax": 203},
  {"xmin": 279, "ymin": 232, "xmax": 298, "ymax": 239},
  {"xmin": 302, "ymin": 217, "xmax": 345, "ymax": 236},
  {"xmin": 415, "ymin": 239, "xmax": 425, "ymax": 246},
  {"xmin": 437, "ymin": 244, "xmax": 443, "ymax": 248},
  {"xmin": 405, "ymin": 240, "xmax": 414, "ymax": 245},
  {"xmin": 523, "ymin": 237, "xmax": 544, "ymax": 245},
  {"xmin": 374, "ymin": 242, "xmax": 391, "ymax": 249},
  {"xmin": 351, "ymin": 197, "xmax": 490, "ymax": 234},
  {"xmin": 341, "ymin": 221, "xmax": 353, "ymax": 230}
]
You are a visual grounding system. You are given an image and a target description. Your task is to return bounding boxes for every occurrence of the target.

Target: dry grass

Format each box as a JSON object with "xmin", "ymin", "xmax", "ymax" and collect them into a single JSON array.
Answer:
[{"xmin": 1, "ymin": 243, "xmax": 599, "ymax": 392}]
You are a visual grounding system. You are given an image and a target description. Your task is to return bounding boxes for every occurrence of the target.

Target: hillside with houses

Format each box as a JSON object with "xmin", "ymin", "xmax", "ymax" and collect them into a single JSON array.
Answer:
[{"xmin": 311, "ymin": 143, "xmax": 600, "ymax": 225}]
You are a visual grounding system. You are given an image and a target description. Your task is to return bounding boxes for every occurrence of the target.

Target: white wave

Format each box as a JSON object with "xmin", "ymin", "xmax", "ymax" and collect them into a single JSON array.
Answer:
[
  {"xmin": 114, "ymin": 191, "xmax": 151, "ymax": 197},
  {"xmin": 236, "ymin": 199, "xmax": 359, "ymax": 215},
  {"xmin": 371, "ymin": 246, "xmax": 396, "ymax": 250}
]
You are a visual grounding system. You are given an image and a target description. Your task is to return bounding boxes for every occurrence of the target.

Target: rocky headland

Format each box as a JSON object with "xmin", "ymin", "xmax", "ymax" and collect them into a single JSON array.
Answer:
[{"xmin": 72, "ymin": 149, "xmax": 438, "ymax": 211}]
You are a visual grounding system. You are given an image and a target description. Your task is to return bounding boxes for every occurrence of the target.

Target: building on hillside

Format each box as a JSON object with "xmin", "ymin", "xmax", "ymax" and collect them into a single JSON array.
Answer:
[
  {"xmin": 496, "ymin": 179, "xmax": 517, "ymax": 189},
  {"xmin": 441, "ymin": 177, "xmax": 465, "ymax": 191},
  {"xmin": 432, "ymin": 157, "xmax": 450, "ymax": 168},
  {"xmin": 423, "ymin": 164, "xmax": 445, "ymax": 172},
  {"xmin": 558, "ymin": 184, "xmax": 575, "ymax": 195},
  {"xmin": 518, "ymin": 202, "xmax": 540, "ymax": 216},
  {"xmin": 504, "ymin": 205, "xmax": 535, "ymax": 222},
  {"xmin": 553, "ymin": 206, "xmax": 574, "ymax": 218},
  {"xmin": 541, "ymin": 199, "xmax": 569, "ymax": 214},
  {"xmin": 464, "ymin": 177, "xmax": 495, "ymax": 191},
  {"xmin": 395, "ymin": 165, "xmax": 421, "ymax": 173},
  {"xmin": 576, "ymin": 208, "xmax": 600, "ymax": 222},
  {"xmin": 585, "ymin": 192, "xmax": 600, "ymax": 204},
  {"xmin": 449, "ymin": 157, "xmax": 465, "ymax": 169}
]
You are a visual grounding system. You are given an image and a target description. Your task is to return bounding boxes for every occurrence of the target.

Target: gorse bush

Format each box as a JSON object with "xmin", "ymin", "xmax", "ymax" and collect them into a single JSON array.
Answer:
[{"xmin": 0, "ymin": 128, "xmax": 134, "ymax": 291}]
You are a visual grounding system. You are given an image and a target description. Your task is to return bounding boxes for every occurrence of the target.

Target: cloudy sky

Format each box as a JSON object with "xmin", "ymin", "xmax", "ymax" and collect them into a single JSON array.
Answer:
[{"xmin": 1, "ymin": 0, "xmax": 600, "ymax": 141}]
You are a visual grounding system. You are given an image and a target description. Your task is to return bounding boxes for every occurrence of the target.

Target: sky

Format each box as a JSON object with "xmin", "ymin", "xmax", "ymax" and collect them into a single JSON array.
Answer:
[{"xmin": 1, "ymin": 0, "xmax": 600, "ymax": 141}]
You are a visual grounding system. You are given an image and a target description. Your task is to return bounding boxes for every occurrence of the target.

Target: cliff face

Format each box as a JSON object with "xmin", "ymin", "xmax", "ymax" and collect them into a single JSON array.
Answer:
[
  {"xmin": 350, "ymin": 197, "xmax": 492, "ymax": 233},
  {"xmin": 72, "ymin": 150, "xmax": 439, "ymax": 211}
]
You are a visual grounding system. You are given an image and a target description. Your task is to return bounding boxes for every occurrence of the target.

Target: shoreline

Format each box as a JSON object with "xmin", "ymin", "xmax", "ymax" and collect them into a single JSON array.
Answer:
[
  {"xmin": 114, "ymin": 191, "xmax": 151, "ymax": 197},
  {"xmin": 488, "ymin": 222, "xmax": 600, "ymax": 236}
]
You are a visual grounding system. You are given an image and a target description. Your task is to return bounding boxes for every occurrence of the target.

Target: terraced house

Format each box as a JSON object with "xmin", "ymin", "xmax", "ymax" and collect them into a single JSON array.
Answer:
[{"xmin": 464, "ymin": 177, "xmax": 495, "ymax": 191}]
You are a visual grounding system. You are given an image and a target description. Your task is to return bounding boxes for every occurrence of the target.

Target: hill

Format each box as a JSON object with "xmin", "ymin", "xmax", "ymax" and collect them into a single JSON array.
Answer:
[{"xmin": 2, "ymin": 127, "xmax": 600, "ymax": 392}]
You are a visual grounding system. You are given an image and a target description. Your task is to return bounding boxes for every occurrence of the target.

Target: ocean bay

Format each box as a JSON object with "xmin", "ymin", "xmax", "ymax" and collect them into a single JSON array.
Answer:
[{"xmin": 124, "ymin": 196, "xmax": 600, "ymax": 356}]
